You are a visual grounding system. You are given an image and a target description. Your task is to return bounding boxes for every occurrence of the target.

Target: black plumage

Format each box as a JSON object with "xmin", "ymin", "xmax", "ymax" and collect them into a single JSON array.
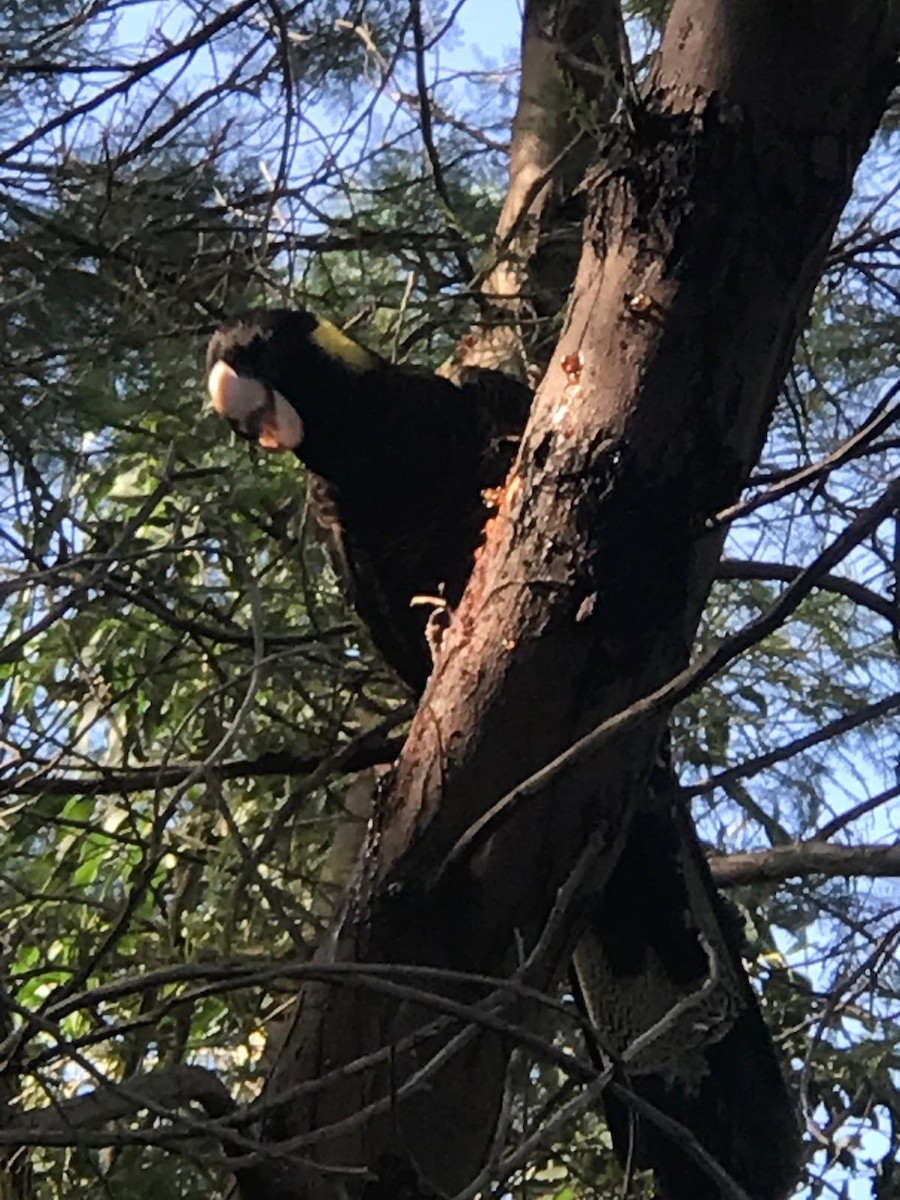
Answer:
[
  {"xmin": 207, "ymin": 308, "xmax": 531, "ymax": 691},
  {"xmin": 207, "ymin": 307, "xmax": 798, "ymax": 1199}
]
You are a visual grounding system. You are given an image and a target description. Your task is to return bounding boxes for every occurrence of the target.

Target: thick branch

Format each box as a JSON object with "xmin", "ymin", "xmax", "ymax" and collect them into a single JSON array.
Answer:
[
  {"xmin": 710, "ymin": 842, "xmax": 900, "ymax": 887},
  {"xmin": 7, "ymin": 1064, "xmax": 234, "ymax": 1138}
]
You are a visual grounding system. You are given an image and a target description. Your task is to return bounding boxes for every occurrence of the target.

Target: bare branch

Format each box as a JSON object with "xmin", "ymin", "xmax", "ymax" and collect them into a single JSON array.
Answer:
[
  {"xmin": 713, "ymin": 381, "xmax": 900, "ymax": 527},
  {"xmin": 2, "ymin": 735, "xmax": 407, "ymax": 801},
  {"xmin": 710, "ymin": 842, "xmax": 900, "ymax": 887},
  {"xmin": 0, "ymin": 0, "xmax": 259, "ymax": 167},
  {"xmin": 9, "ymin": 1064, "xmax": 234, "ymax": 1136},
  {"xmin": 717, "ymin": 558, "xmax": 898, "ymax": 627},
  {"xmin": 409, "ymin": 0, "xmax": 473, "ymax": 281},
  {"xmin": 816, "ymin": 783, "xmax": 900, "ymax": 841},
  {"xmin": 686, "ymin": 691, "xmax": 900, "ymax": 801}
]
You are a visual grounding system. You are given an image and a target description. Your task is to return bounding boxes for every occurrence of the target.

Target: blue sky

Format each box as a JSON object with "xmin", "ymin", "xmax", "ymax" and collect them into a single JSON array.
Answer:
[{"xmin": 8, "ymin": 3, "xmax": 898, "ymax": 1194}]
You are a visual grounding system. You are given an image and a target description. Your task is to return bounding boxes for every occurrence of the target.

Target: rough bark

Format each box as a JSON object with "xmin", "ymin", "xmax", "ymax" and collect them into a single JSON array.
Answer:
[{"xmin": 241, "ymin": 5, "xmax": 900, "ymax": 1199}]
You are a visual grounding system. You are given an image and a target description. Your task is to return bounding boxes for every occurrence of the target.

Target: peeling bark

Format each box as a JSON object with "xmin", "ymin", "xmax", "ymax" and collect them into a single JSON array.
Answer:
[{"xmin": 241, "ymin": 5, "xmax": 900, "ymax": 1200}]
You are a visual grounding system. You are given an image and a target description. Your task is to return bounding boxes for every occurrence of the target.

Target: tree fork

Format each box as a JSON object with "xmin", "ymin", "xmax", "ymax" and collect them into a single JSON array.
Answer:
[{"xmin": 240, "ymin": 5, "xmax": 900, "ymax": 1199}]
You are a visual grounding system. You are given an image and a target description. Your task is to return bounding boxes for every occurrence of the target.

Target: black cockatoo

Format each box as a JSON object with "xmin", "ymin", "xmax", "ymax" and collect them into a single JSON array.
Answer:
[
  {"xmin": 206, "ymin": 307, "xmax": 798, "ymax": 1200},
  {"xmin": 207, "ymin": 307, "xmax": 531, "ymax": 692}
]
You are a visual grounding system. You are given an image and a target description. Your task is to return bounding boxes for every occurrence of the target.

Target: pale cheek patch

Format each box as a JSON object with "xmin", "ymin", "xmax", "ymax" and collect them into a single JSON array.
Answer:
[
  {"xmin": 208, "ymin": 360, "xmax": 264, "ymax": 422},
  {"xmin": 257, "ymin": 393, "xmax": 303, "ymax": 453},
  {"xmin": 207, "ymin": 361, "xmax": 303, "ymax": 453}
]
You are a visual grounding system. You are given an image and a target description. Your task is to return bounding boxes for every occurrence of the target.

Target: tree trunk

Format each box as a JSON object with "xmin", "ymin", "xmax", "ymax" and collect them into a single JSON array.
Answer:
[
  {"xmin": 444, "ymin": 0, "xmax": 627, "ymax": 381},
  {"xmin": 239, "ymin": 5, "xmax": 900, "ymax": 1199}
]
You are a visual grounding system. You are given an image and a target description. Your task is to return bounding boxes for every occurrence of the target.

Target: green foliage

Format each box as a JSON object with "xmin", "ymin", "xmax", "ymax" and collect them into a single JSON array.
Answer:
[{"xmin": 0, "ymin": 0, "xmax": 898, "ymax": 1197}]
